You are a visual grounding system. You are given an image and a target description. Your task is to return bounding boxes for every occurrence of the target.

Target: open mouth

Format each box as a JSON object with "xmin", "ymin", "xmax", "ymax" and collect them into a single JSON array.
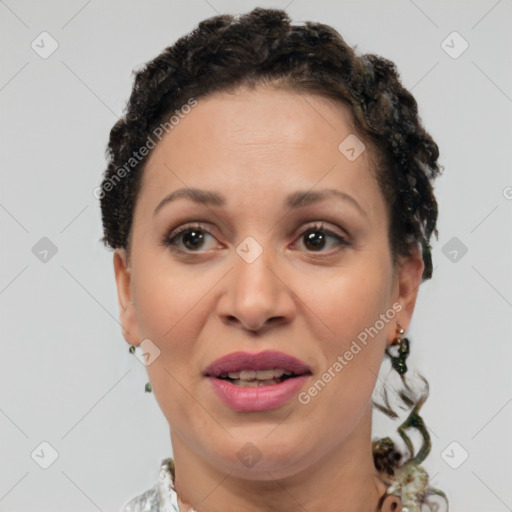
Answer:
[{"xmin": 215, "ymin": 369, "xmax": 310, "ymax": 387}]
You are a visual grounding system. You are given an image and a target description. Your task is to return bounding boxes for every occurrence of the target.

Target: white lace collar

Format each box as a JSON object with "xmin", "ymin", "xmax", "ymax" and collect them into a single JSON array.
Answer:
[{"xmin": 120, "ymin": 458, "xmax": 181, "ymax": 512}]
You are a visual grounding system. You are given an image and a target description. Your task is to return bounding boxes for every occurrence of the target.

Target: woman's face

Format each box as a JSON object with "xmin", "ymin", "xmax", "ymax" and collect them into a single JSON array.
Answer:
[{"xmin": 114, "ymin": 86, "xmax": 423, "ymax": 479}]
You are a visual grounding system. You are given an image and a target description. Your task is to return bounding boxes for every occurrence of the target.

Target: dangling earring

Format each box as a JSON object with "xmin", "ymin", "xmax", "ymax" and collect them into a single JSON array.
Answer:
[
  {"xmin": 128, "ymin": 344, "xmax": 153, "ymax": 393},
  {"xmin": 386, "ymin": 321, "xmax": 410, "ymax": 376}
]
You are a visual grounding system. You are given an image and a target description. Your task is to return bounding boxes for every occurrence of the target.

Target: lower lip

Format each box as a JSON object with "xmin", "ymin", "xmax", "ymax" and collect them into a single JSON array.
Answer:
[{"xmin": 207, "ymin": 375, "xmax": 310, "ymax": 412}]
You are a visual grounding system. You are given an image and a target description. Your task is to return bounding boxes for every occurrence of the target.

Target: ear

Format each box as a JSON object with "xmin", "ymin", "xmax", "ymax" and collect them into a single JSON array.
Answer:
[
  {"xmin": 388, "ymin": 244, "xmax": 425, "ymax": 342},
  {"xmin": 113, "ymin": 248, "xmax": 141, "ymax": 347}
]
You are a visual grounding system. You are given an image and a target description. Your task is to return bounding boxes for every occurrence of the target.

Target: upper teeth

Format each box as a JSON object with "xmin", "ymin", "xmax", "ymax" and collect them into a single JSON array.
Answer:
[{"xmin": 220, "ymin": 369, "xmax": 294, "ymax": 380}]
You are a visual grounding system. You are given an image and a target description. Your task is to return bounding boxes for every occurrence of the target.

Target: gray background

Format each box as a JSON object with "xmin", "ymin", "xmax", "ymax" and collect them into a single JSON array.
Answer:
[{"xmin": 1, "ymin": 0, "xmax": 511, "ymax": 510}]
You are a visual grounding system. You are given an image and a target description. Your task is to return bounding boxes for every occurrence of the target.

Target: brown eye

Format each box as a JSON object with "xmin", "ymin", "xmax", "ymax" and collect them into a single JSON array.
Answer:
[
  {"xmin": 164, "ymin": 223, "xmax": 218, "ymax": 252},
  {"xmin": 296, "ymin": 223, "xmax": 350, "ymax": 253},
  {"xmin": 303, "ymin": 230, "xmax": 327, "ymax": 251},
  {"xmin": 180, "ymin": 229, "xmax": 206, "ymax": 250}
]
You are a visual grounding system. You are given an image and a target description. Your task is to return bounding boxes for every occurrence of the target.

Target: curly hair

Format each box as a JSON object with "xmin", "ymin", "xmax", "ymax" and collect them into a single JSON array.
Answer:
[{"xmin": 99, "ymin": 6, "xmax": 446, "ymax": 509}]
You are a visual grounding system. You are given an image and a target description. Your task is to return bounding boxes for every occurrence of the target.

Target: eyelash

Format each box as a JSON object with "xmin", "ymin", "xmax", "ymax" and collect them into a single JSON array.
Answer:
[{"xmin": 163, "ymin": 221, "xmax": 350, "ymax": 254}]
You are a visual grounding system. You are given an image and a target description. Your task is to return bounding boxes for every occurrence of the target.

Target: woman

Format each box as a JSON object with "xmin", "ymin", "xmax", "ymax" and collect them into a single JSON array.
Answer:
[{"xmin": 99, "ymin": 7, "xmax": 447, "ymax": 512}]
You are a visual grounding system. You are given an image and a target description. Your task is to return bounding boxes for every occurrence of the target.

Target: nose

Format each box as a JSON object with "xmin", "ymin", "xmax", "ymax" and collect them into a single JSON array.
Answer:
[{"xmin": 217, "ymin": 245, "xmax": 296, "ymax": 334}]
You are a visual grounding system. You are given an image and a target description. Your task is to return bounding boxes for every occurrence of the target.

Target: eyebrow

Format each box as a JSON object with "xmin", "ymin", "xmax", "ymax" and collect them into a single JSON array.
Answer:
[{"xmin": 153, "ymin": 187, "xmax": 367, "ymax": 218}]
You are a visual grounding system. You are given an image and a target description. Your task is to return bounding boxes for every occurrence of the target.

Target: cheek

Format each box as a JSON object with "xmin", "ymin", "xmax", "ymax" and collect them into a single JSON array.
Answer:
[
  {"xmin": 132, "ymin": 255, "xmax": 207, "ymax": 340},
  {"xmin": 298, "ymin": 260, "xmax": 392, "ymax": 401},
  {"xmin": 300, "ymin": 261, "xmax": 392, "ymax": 345},
  {"xmin": 130, "ymin": 262, "xmax": 208, "ymax": 401},
  {"xmin": 131, "ymin": 262, "xmax": 210, "ymax": 427}
]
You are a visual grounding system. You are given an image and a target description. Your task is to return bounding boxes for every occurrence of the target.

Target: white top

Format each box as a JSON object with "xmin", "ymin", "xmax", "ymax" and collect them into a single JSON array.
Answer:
[{"xmin": 120, "ymin": 458, "xmax": 181, "ymax": 512}]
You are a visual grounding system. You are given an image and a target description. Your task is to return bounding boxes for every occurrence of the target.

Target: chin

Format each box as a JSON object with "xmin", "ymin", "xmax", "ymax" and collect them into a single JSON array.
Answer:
[{"xmin": 207, "ymin": 433, "xmax": 310, "ymax": 479}]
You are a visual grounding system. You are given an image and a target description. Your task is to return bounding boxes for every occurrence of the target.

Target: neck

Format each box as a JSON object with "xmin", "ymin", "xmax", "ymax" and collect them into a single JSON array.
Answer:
[{"xmin": 170, "ymin": 403, "xmax": 388, "ymax": 512}]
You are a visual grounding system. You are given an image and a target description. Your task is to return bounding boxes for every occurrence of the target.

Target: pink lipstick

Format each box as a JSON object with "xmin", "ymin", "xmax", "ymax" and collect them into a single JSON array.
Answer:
[{"xmin": 203, "ymin": 350, "xmax": 312, "ymax": 412}]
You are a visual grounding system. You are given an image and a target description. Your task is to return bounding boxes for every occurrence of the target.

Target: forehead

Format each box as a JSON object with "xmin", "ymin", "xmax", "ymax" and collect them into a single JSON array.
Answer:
[
  {"xmin": 136, "ymin": 86, "xmax": 383, "ymax": 220},
  {"xmin": 148, "ymin": 86, "xmax": 359, "ymax": 160}
]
